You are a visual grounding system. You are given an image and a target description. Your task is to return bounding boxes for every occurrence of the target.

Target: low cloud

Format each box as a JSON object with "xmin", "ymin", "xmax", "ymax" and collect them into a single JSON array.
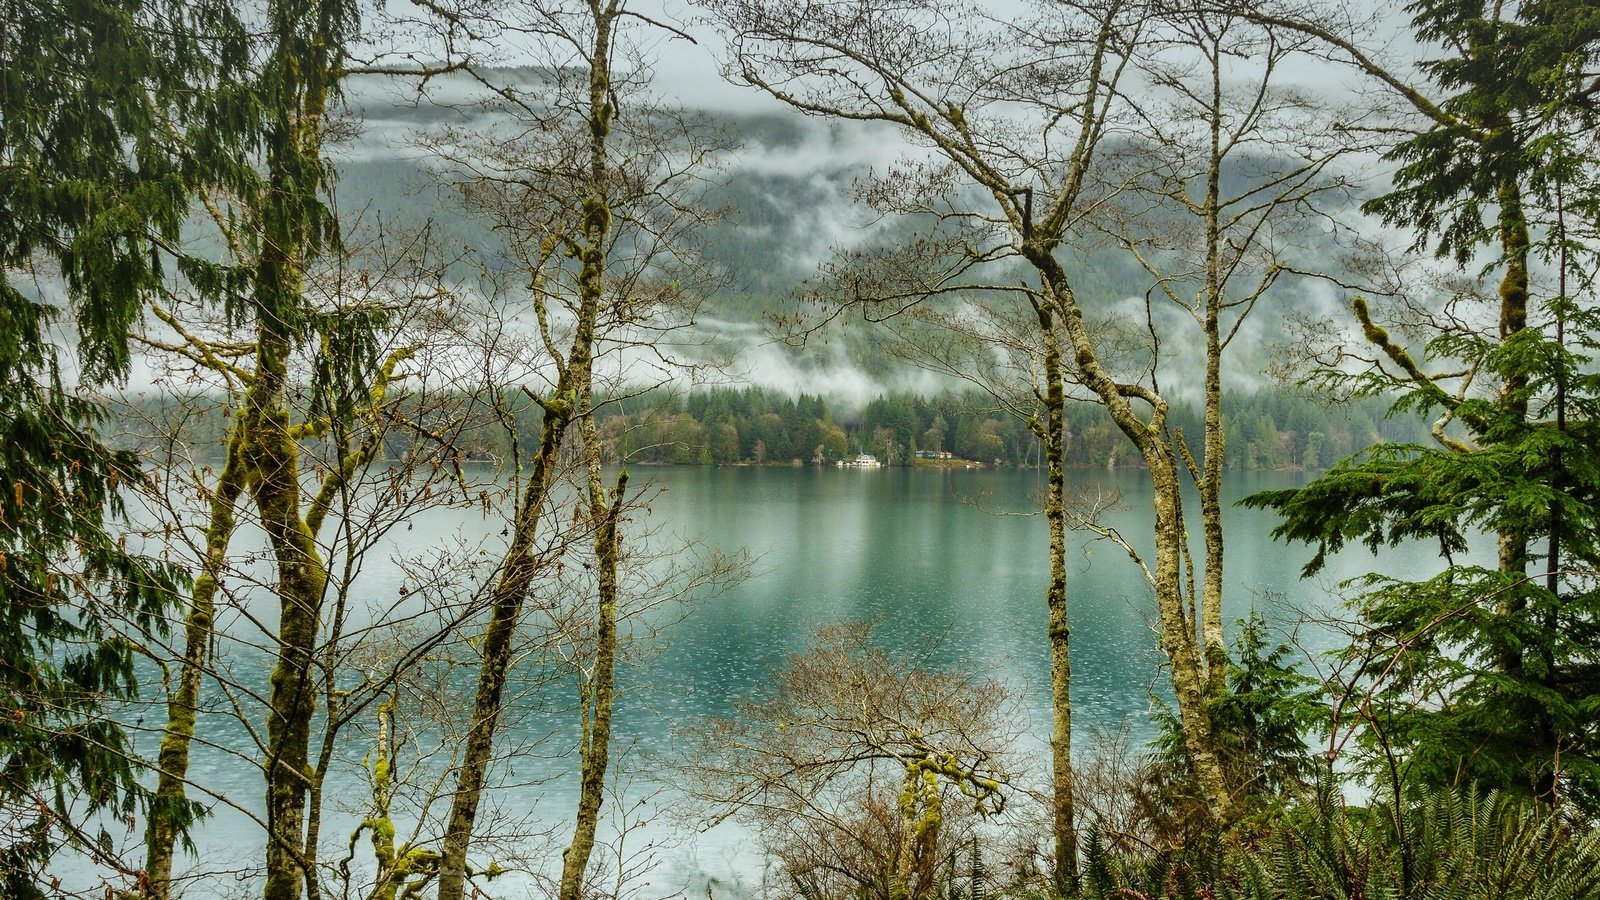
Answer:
[{"xmin": 681, "ymin": 317, "xmax": 951, "ymax": 415}]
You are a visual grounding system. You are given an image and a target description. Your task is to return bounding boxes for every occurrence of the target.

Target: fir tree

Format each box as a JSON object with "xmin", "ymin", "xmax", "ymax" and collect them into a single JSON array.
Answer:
[
  {"xmin": 0, "ymin": 0, "xmax": 250, "ymax": 891},
  {"xmin": 1247, "ymin": 0, "xmax": 1600, "ymax": 811}
]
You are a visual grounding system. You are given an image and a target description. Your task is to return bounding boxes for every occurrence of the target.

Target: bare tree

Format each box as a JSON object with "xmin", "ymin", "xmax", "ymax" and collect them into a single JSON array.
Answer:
[
  {"xmin": 704, "ymin": 0, "xmax": 1237, "ymax": 872},
  {"xmin": 1092, "ymin": 5, "xmax": 1356, "ymax": 689},
  {"xmin": 679, "ymin": 622, "xmax": 1016, "ymax": 900},
  {"xmin": 422, "ymin": 4, "xmax": 730, "ymax": 897}
]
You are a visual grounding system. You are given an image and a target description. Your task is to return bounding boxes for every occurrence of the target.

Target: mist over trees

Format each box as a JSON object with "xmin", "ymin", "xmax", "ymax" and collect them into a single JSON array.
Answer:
[{"xmin": 2, "ymin": 0, "xmax": 1599, "ymax": 898}]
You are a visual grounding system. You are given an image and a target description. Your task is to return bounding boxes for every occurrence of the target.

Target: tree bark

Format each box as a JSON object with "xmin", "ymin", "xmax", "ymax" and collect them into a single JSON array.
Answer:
[
  {"xmin": 143, "ymin": 418, "xmax": 249, "ymax": 899},
  {"xmin": 436, "ymin": 9, "xmax": 616, "ymax": 895},
  {"xmin": 1198, "ymin": 76, "xmax": 1228, "ymax": 692},
  {"xmin": 254, "ymin": 0, "xmax": 340, "ymax": 886},
  {"xmin": 893, "ymin": 763, "xmax": 941, "ymax": 900},
  {"xmin": 1030, "ymin": 249, "xmax": 1234, "ymax": 822},
  {"xmin": 557, "ymin": 409, "xmax": 626, "ymax": 900},
  {"xmin": 1496, "ymin": 177, "xmax": 1531, "ymax": 584},
  {"xmin": 1494, "ymin": 182, "xmax": 1532, "ymax": 678},
  {"xmin": 433, "ymin": 398, "xmax": 577, "ymax": 900},
  {"xmin": 251, "ymin": 322, "xmax": 332, "ymax": 900},
  {"xmin": 1030, "ymin": 303, "xmax": 1076, "ymax": 885}
]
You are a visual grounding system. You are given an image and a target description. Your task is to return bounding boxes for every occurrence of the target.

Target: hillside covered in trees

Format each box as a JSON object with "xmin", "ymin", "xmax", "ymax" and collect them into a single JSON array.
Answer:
[{"xmin": 597, "ymin": 389, "xmax": 1431, "ymax": 469}]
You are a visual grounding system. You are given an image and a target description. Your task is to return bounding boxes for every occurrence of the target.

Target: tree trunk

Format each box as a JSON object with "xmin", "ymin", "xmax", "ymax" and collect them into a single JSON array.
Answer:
[
  {"xmin": 1148, "ymin": 450, "xmax": 1231, "ymax": 818},
  {"xmin": 143, "ymin": 418, "xmax": 249, "ymax": 899},
  {"xmin": 1494, "ymin": 180, "xmax": 1552, "ymax": 800},
  {"xmin": 1031, "ymin": 250, "xmax": 1233, "ymax": 823},
  {"xmin": 891, "ymin": 761, "xmax": 943, "ymax": 900},
  {"xmin": 1494, "ymin": 182, "xmax": 1532, "ymax": 683},
  {"xmin": 367, "ymin": 696, "xmax": 402, "ymax": 900},
  {"xmin": 251, "ymin": 324, "xmax": 332, "ymax": 900},
  {"xmin": 557, "ymin": 410, "xmax": 626, "ymax": 900},
  {"xmin": 253, "ymin": 0, "xmax": 339, "ymax": 886},
  {"xmin": 436, "ymin": 8, "xmax": 614, "ymax": 894},
  {"xmin": 1199, "ymin": 330, "xmax": 1227, "ymax": 692},
  {"xmin": 1031, "ymin": 304, "xmax": 1076, "ymax": 885},
  {"xmin": 433, "ymin": 401, "xmax": 577, "ymax": 899},
  {"xmin": 1199, "ymin": 97, "xmax": 1228, "ymax": 693}
]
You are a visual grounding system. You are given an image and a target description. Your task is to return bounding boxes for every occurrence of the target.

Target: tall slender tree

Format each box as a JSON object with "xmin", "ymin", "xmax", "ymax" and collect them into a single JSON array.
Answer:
[
  {"xmin": 1240, "ymin": 0, "xmax": 1600, "ymax": 809},
  {"xmin": 707, "ymin": 2, "xmax": 1238, "ymax": 878},
  {"xmin": 1097, "ymin": 5, "xmax": 1354, "ymax": 695},
  {"xmin": 428, "ymin": 3, "xmax": 722, "ymax": 894}
]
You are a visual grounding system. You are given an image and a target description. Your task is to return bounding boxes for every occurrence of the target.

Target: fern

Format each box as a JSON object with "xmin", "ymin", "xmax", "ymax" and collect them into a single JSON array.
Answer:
[{"xmin": 1073, "ymin": 786, "xmax": 1600, "ymax": 900}]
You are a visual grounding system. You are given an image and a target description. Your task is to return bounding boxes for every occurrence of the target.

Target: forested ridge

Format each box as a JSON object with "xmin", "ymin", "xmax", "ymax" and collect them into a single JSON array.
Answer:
[{"xmin": 6, "ymin": 0, "xmax": 1600, "ymax": 898}]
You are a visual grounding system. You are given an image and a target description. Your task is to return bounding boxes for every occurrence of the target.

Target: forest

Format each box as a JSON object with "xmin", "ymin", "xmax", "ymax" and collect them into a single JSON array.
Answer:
[
  {"xmin": 4, "ymin": 0, "xmax": 1600, "ymax": 898},
  {"xmin": 592, "ymin": 388, "xmax": 1431, "ymax": 469},
  {"xmin": 117, "ymin": 386, "xmax": 1432, "ymax": 470}
]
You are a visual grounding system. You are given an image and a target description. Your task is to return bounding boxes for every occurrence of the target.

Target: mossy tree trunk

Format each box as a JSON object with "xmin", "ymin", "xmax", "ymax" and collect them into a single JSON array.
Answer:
[
  {"xmin": 557, "ymin": 405, "xmax": 627, "ymax": 900},
  {"xmin": 369, "ymin": 699, "xmax": 401, "ymax": 900},
  {"xmin": 432, "ymin": 383, "xmax": 579, "ymax": 900},
  {"xmin": 144, "ymin": 417, "xmax": 250, "ymax": 900},
  {"xmin": 1197, "ymin": 77, "xmax": 1228, "ymax": 693},
  {"xmin": 1029, "ymin": 249, "xmax": 1234, "ymax": 822},
  {"xmin": 251, "ymin": 322, "xmax": 333, "ymax": 900},
  {"xmin": 1027, "ymin": 300, "xmax": 1075, "ymax": 885},
  {"xmin": 252, "ymin": 0, "xmax": 345, "ymax": 893},
  {"xmin": 1494, "ymin": 179, "xmax": 1532, "ymax": 666},
  {"xmin": 436, "ymin": 9, "xmax": 618, "ymax": 897},
  {"xmin": 355, "ymin": 694, "xmax": 442, "ymax": 900},
  {"xmin": 1492, "ymin": 182, "xmax": 1549, "ymax": 800},
  {"xmin": 893, "ymin": 763, "xmax": 942, "ymax": 900}
]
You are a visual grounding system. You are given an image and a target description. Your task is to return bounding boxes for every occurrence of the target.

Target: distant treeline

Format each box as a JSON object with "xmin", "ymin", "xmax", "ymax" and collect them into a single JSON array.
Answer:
[
  {"xmin": 112, "ymin": 385, "xmax": 1433, "ymax": 471},
  {"xmin": 597, "ymin": 387, "xmax": 1431, "ymax": 470}
]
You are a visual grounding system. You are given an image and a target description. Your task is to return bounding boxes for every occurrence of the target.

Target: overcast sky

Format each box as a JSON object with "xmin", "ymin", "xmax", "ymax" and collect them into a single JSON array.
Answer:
[{"xmin": 355, "ymin": 0, "xmax": 1428, "ymax": 114}]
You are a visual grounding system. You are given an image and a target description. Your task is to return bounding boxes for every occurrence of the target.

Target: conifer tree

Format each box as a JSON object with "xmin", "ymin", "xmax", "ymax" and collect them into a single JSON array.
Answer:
[
  {"xmin": 0, "ymin": 0, "xmax": 249, "ymax": 892},
  {"xmin": 1245, "ymin": 0, "xmax": 1600, "ymax": 809}
]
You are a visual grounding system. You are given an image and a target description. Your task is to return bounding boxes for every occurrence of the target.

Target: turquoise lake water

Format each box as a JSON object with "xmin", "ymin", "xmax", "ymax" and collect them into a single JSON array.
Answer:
[{"xmin": 115, "ymin": 466, "xmax": 1481, "ymax": 896}]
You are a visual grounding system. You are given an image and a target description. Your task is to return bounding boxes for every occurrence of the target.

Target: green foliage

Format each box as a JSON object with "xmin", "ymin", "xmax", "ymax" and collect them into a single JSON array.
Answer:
[
  {"xmin": 0, "ymin": 0, "xmax": 252, "ymax": 379},
  {"xmin": 1342, "ymin": 564, "xmax": 1600, "ymax": 809},
  {"xmin": 1136, "ymin": 614, "xmax": 1322, "ymax": 844},
  {"xmin": 0, "ymin": 0, "xmax": 251, "ymax": 890},
  {"xmin": 1222, "ymin": 619, "xmax": 1326, "ymax": 800},
  {"xmin": 1242, "ymin": 0, "xmax": 1600, "ymax": 818},
  {"xmin": 1364, "ymin": 0, "xmax": 1600, "ymax": 261},
  {"xmin": 0, "ymin": 377, "xmax": 195, "ymax": 894},
  {"xmin": 308, "ymin": 302, "xmax": 396, "ymax": 435},
  {"xmin": 1248, "ymin": 299, "xmax": 1600, "ymax": 809},
  {"xmin": 1077, "ymin": 787, "xmax": 1600, "ymax": 900},
  {"xmin": 588, "ymin": 387, "xmax": 1423, "ymax": 470},
  {"xmin": 0, "ymin": 345, "xmax": 167, "ymax": 877}
]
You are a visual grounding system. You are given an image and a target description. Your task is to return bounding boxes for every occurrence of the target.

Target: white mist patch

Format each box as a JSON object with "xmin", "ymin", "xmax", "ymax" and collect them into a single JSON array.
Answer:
[
  {"xmin": 682, "ymin": 317, "xmax": 951, "ymax": 414},
  {"xmin": 721, "ymin": 116, "xmax": 909, "ymax": 178}
]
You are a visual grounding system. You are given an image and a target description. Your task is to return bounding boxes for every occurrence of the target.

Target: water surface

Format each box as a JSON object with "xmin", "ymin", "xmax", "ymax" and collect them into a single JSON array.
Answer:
[{"xmin": 136, "ymin": 466, "xmax": 1478, "ymax": 895}]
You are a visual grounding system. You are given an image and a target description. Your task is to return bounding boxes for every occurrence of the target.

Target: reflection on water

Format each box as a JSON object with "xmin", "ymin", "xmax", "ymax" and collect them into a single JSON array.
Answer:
[{"xmin": 121, "ymin": 467, "xmax": 1483, "ymax": 895}]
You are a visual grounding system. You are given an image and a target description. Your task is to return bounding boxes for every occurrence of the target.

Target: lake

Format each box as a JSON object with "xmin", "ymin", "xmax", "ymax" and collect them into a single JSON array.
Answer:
[{"xmin": 117, "ymin": 466, "xmax": 1479, "ymax": 897}]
